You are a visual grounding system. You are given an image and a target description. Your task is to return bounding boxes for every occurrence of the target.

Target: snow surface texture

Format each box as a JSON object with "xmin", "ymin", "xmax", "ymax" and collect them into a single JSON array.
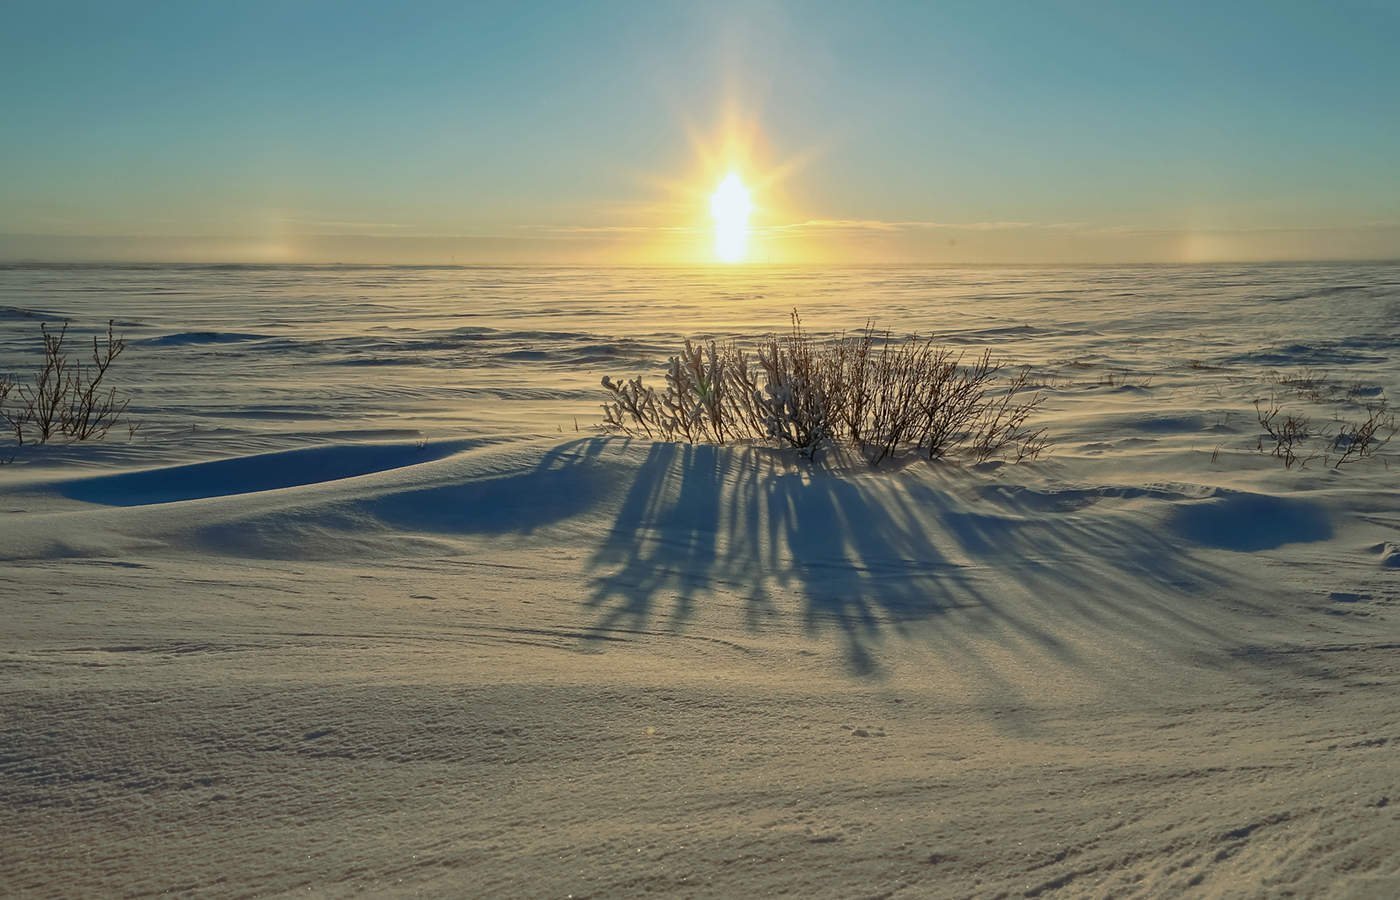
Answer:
[{"xmin": 2, "ymin": 263, "xmax": 1398, "ymax": 897}]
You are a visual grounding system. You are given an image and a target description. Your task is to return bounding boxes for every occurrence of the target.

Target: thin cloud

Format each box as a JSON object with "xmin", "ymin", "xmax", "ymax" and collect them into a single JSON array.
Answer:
[
  {"xmin": 280, "ymin": 218, "xmax": 1400, "ymax": 244},
  {"xmin": 278, "ymin": 218, "xmax": 416, "ymax": 232},
  {"xmin": 1090, "ymin": 222, "xmax": 1400, "ymax": 236},
  {"xmin": 764, "ymin": 219, "xmax": 1054, "ymax": 234},
  {"xmin": 519, "ymin": 224, "xmax": 700, "ymax": 235}
]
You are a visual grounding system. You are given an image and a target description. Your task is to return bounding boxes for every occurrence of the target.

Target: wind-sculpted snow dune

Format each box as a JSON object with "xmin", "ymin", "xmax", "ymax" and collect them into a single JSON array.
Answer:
[
  {"xmin": 53, "ymin": 438, "xmax": 482, "ymax": 506},
  {"xmin": 2, "ymin": 263, "xmax": 1399, "ymax": 897},
  {"xmin": 4, "ymin": 432, "xmax": 1399, "ymax": 896}
]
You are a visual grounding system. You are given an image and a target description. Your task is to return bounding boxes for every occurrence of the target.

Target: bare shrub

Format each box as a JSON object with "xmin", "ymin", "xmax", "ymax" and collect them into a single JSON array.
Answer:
[
  {"xmin": 1, "ymin": 320, "xmax": 129, "ymax": 448},
  {"xmin": 1254, "ymin": 394, "xmax": 1312, "ymax": 468},
  {"xmin": 64, "ymin": 320, "xmax": 129, "ymax": 441},
  {"xmin": 12, "ymin": 321, "xmax": 72, "ymax": 444},
  {"xmin": 971, "ymin": 366, "xmax": 1049, "ymax": 463},
  {"xmin": 1274, "ymin": 367, "xmax": 1329, "ymax": 395},
  {"xmin": 918, "ymin": 348, "xmax": 991, "ymax": 459},
  {"xmin": 1099, "ymin": 369, "xmax": 1154, "ymax": 389},
  {"xmin": 859, "ymin": 330, "xmax": 937, "ymax": 465},
  {"xmin": 602, "ymin": 313, "xmax": 1049, "ymax": 466},
  {"xmin": 0, "ymin": 376, "xmax": 12, "ymax": 424},
  {"xmin": 1331, "ymin": 404, "xmax": 1396, "ymax": 468},
  {"xmin": 0, "ymin": 375, "xmax": 13, "ymax": 462},
  {"xmin": 1250, "ymin": 389, "xmax": 1395, "ymax": 471}
]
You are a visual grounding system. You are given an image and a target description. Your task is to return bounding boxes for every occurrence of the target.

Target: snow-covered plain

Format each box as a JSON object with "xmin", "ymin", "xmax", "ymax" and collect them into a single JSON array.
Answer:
[{"xmin": 2, "ymin": 263, "xmax": 1398, "ymax": 897}]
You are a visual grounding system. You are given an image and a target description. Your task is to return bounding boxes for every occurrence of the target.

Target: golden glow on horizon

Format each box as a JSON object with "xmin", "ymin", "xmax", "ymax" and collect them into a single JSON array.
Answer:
[{"xmin": 710, "ymin": 172, "xmax": 752, "ymax": 263}]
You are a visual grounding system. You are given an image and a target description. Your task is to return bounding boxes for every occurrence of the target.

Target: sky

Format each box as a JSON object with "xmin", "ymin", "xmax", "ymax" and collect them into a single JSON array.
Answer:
[{"xmin": 2, "ymin": 0, "xmax": 1398, "ymax": 264}]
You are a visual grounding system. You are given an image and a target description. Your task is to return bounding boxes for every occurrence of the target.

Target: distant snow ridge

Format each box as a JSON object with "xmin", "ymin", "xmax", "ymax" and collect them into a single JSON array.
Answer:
[{"xmin": 138, "ymin": 331, "xmax": 272, "ymax": 346}]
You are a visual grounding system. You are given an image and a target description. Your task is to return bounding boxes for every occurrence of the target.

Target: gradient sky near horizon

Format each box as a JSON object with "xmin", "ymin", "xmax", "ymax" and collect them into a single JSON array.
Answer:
[{"xmin": 3, "ymin": 0, "xmax": 1398, "ymax": 264}]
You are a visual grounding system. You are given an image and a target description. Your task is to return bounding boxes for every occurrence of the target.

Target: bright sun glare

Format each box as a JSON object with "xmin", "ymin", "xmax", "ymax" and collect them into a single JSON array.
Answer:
[{"xmin": 710, "ymin": 172, "xmax": 752, "ymax": 263}]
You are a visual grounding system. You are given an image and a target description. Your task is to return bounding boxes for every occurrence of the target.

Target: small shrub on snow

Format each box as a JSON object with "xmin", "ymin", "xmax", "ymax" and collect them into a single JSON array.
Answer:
[
  {"xmin": 1, "ymin": 320, "xmax": 130, "ymax": 448},
  {"xmin": 1330, "ymin": 404, "xmax": 1396, "ymax": 468},
  {"xmin": 1272, "ymin": 366, "xmax": 1330, "ymax": 398},
  {"xmin": 602, "ymin": 313, "xmax": 1048, "ymax": 466},
  {"xmin": 1253, "ymin": 392, "xmax": 1395, "ymax": 470},
  {"xmin": 1254, "ymin": 394, "xmax": 1313, "ymax": 469}
]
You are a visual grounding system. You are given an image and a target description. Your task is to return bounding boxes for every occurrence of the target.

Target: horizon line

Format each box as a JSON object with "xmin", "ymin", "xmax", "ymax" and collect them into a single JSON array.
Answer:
[{"xmin": 4, "ymin": 258, "xmax": 1399, "ymax": 268}]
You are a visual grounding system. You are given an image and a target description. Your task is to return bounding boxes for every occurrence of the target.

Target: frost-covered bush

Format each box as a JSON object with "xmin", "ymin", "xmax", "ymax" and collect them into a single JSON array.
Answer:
[{"xmin": 602, "ymin": 313, "xmax": 1048, "ymax": 466}]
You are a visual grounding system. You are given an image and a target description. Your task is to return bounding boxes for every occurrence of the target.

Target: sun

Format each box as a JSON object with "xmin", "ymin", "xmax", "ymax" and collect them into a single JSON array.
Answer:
[
  {"xmin": 641, "ymin": 106, "xmax": 808, "ymax": 263},
  {"xmin": 710, "ymin": 172, "xmax": 752, "ymax": 263}
]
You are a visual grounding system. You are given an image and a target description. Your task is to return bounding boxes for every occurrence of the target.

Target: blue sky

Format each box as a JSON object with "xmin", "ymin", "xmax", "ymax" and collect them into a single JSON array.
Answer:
[{"xmin": 3, "ymin": 0, "xmax": 1398, "ymax": 262}]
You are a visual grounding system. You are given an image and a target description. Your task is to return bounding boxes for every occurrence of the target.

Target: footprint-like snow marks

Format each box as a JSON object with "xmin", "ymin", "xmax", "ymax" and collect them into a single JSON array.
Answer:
[
  {"xmin": 1167, "ymin": 490, "xmax": 1332, "ymax": 551},
  {"xmin": 56, "ymin": 440, "xmax": 479, "ymax": 506}
]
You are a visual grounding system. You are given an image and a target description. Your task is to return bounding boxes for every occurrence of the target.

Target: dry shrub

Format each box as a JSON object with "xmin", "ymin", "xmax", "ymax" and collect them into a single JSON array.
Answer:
[
  {"xmin": 1253, "ymin": 392, "xmax": 1395, "ymax": 470},
  {"xmin": 603, "ymin": 313, "xmax": 1048, "ymax": 466},
  {"xmin": 1, "ymin": 320, "xmax": 129, "ymax": 448},
  {"xmin": 1254, "ymin": 394, "xmax": 1313, "ymax": 468},
  {"xmin": 1274, "ymin": 366, "xmax": 1330, "ymax": 397},
  {"xmin": 1331, "ymin": 404, "xmax": 1396, "ymax": 468}
]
